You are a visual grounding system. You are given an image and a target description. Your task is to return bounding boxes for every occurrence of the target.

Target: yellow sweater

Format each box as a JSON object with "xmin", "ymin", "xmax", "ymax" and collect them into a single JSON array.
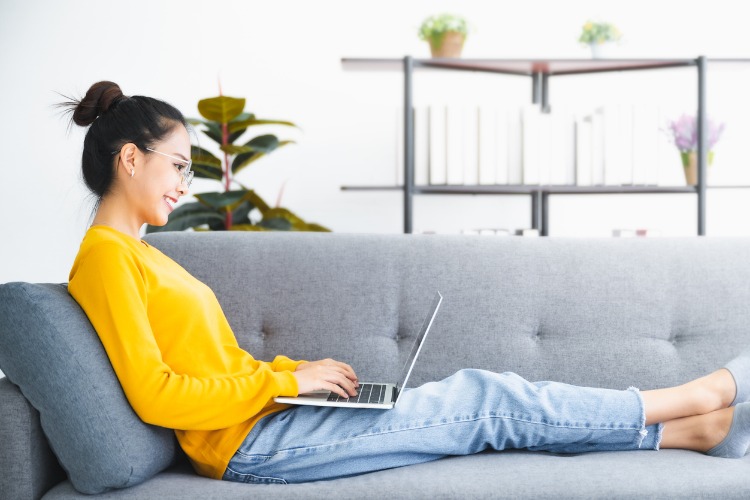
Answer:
[{"xmin": 68, "ymin": 226, "xmax": 303, "ymax": 479}]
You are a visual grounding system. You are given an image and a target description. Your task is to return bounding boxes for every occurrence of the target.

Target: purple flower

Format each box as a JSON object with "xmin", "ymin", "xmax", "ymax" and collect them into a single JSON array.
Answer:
[{"xmin": 668, "ymin": 114, "xmax": 725, "ymax": 152}]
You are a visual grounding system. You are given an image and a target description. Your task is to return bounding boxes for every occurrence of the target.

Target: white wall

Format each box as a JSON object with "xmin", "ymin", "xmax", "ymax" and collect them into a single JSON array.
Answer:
[{"xmin": 2, "ymin": 0, "xmax": 750, "ymax": 284}]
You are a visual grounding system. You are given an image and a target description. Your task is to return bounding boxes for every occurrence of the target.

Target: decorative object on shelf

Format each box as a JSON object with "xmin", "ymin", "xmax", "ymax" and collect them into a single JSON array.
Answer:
[
  {"xmin": 578, "ymin": 20, "xmax": 621, "ymax": 59},
  {"xmin": 666, "ymin": 113, "xmax": 725, "ymax": 186},
  {"xmin": 418, "ymin": 13, "xmax": 470, "ymax": 58},
  {"xmin": 146, "ymin": 90, "xmax": 329, "ymax": 233}
]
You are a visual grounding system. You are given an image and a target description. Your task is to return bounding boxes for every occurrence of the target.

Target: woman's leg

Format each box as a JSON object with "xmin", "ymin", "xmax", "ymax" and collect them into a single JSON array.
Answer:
[
  {"xmin": 223, "ymin": 369, "xmax": 660, "ymax": 485},
  {"xmin": 640, "ymin": 368, "xmax": 736, "ymax": 425}
]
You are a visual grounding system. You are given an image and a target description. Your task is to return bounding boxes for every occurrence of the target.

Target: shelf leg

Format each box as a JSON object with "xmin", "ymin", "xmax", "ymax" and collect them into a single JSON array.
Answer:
[
  {"xmin": 697, "ymin": 56, "xmax": 707, "ymax": 236},
  {"xmin": 403, "ymin": 56, "xmax": 415, "ymax": 234},
  {"xmin": 531, "ymin": 190, "xmax": 543, "ymax": 234}
]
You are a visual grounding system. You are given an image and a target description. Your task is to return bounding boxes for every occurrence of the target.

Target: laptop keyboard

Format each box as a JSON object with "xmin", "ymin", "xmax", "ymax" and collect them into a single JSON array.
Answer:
[{"xmin": 327, "ymin": 383, "xmax": 389, "ymax": 404}]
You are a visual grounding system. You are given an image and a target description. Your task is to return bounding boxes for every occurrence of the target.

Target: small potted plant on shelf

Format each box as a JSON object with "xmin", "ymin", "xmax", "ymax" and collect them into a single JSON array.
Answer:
[
  {"xmin": 666, "ymin": 114, "xmax": 726, "ymax": 186},
  {"xmin": 578, "ymin": 20, "xmax": 622, "ymax": 58},
  {"xmin": 418, "ymin": 13, "xmax": 470, "ymax": 58}
]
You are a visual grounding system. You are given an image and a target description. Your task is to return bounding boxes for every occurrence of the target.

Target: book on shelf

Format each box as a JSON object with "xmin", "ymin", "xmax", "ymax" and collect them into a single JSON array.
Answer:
[
  {"xmin": 521, "ymin": 105, "xmax": 542, "ymax": 185},
  {"xmin": 603, "ymin": 104, "xmax": 632, "ymax": 186},
  {"xmin": 445, "ymin": 105, "xmax": 464, "ymax": 185},
  {"xmin": 414, "ymin": 105, "xmax": 430, "ymax": 186},
  {"xmin": 428, "ymin": 105, "xmax": 447, "ymax": 185},
  {"xmin": 591, "ymin": 108, "xmax": 605, "ymax": 185},
  {"xmin": 507, "ymin": 106, "xmax": 523, "ymax": 184},
  {"xmin": 463, "ymin": 106, "xmax": 479, "ymax": 185},
  {"xmin": 403, "ymin": 102, "xmax": 666, "ymax": 190},
  {"xmin": 575, "ymin": 115, "xmax": 593, "ymax": 186},
  {"xmin": 478, "ymin": 106, "xmax": 498, "ymax": 185},
  {"xmin": 550, "ymin": 107, "xmax": 576, "ymax": 185}
]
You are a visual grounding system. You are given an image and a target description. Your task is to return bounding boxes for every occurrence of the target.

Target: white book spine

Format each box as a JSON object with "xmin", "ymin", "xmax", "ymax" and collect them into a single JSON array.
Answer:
[
  {"xmin": 591, "ymin": 107, "xmax": 605, "ymax": 185},
  {"xmin": 478, "ymin": 106, "xmax": 498, "ymax": 185},
  {"xmin": 603, "ymin": 104, "xmax": 622, "ymax": 185},
  {"xmin": 522, "ymin": 105, "xmax": 541, "ymax": 185},
  {"xmin": 414, "ymin": 106, "xmax": 429, "ymax": 186},
  {"xmin": 575, "ymin": 115, "xmax": 593, "ymax": 186},
  {"xmin": 463, "ymin": 106, "xmax": 479, "ymax": 186},
  {"xmin": 538, "ymin": 111, "xmax": 553, "ymax": 185},
  {"xmin": 549, "ymin": 109, "xmax": 576, "ymax": 185},
  {"xmin": 620, "ymin": 103, "xmax": 634, "ymax": 185},
  {"xmin": 428, "ymin": 105, "xmax": 447, "ymax": 185},
  {"xmin": 446, "ymin": 105, "xmax": 464, "ymax": 185},
  {"xmin": 507, "ymin": 106, "xmax": 523, "ymax": 184},
  {"xmin": 495, "ymin": 107, "xmax": 509, "ymax": 184}
]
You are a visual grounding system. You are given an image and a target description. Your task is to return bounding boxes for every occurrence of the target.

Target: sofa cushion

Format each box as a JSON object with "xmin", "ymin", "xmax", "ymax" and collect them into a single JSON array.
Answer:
[{"xmin": 0, "ymin": 282, "xmax": 178, "ymax": 494}]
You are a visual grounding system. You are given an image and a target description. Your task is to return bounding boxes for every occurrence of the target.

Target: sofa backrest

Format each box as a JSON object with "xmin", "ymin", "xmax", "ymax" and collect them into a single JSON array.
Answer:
[{"xmin": 144, "ymin": 232, "xmax": 750, "ymax": 391}]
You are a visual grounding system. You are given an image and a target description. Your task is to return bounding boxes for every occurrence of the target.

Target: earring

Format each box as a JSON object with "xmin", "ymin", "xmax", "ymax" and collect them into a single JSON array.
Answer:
[{"xmin": 130, "ymin": 169, "xmax": 135, "ymax": 178}]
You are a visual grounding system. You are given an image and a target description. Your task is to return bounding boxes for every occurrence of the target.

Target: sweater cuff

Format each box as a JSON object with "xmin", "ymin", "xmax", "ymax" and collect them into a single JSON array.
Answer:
[
  {"xmin": 271, "ymin": 355, "xmax": 307, "ymax": 373},
  {"xmin": 273, "ymin": 369, "xmax": 300, "ymax": 397}
]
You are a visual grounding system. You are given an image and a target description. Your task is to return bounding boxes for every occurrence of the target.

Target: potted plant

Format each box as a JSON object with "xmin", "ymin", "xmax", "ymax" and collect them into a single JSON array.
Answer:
[
  {"xmin": 146, "ymin": 92, "xmax": 329, "ymax": 233},
  {"xmin": 666, "ymin": 114, "xmax": 726, "ymax": 185},
  {"xmin": 418, "ymin": 13, "xmax": 470, "ymax": 58},
  {"xmin": 578, "ymin": 20, "xmax": 622, "ymax": 58}
]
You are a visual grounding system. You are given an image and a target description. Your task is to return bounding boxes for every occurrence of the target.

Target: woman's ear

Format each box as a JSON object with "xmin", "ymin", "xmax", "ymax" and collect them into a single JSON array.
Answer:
[{"xmin": 118, "ymin": 143, "xmax": 138, "ymax": 176}]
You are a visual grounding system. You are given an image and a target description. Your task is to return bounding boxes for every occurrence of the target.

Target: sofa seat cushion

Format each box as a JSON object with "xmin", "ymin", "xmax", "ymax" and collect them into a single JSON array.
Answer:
[
  {"xmin": 0, "ymin": 282, "xmax": 177, "ymax": 494},
  {"xmin": 41, "ymin": 450, "xmax": 750, "ymax": 499}
]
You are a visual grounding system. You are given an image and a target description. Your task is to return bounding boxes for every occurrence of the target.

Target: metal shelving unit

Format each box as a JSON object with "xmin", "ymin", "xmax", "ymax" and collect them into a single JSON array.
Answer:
[{"xmin": 340, "ymin": 57, "xmax": 735, "ymax": 235}]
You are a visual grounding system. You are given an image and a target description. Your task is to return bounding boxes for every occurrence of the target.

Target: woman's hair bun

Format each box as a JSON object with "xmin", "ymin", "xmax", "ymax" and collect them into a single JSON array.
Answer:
[{"xmin": 71, "ymin": 81, "xmax": 127, "ymax": 127}]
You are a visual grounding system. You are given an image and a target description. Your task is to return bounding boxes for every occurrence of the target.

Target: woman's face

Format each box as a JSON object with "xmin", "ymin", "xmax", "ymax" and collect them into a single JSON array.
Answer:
[{"xmin": 130, "ymin": 125, "xmax": 192, "ymax": 227}]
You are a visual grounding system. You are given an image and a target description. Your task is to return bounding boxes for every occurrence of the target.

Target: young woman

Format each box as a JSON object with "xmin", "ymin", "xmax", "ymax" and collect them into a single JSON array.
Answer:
[{"xmin": 63, "ymin": 81, "xmax": 750, "ymax": 485}]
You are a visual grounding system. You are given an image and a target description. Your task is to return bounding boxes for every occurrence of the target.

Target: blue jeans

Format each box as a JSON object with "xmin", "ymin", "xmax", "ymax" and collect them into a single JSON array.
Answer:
[{"xmin": 222, "ymin": 369, "xmax": 662, "ymax": 484}]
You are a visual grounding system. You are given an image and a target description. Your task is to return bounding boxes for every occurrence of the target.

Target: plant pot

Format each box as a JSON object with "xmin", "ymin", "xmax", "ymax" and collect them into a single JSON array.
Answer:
[
  {"xmin": 680, "ymin": 150, "xmax": 714, "ymax": 185},
  {"xmin": 589, "ymin": 42, "xmax": 611, "ymax": 59},
  {"xmin": 429, "ymin": 31, "xmax": 465, "ymax": 58}
]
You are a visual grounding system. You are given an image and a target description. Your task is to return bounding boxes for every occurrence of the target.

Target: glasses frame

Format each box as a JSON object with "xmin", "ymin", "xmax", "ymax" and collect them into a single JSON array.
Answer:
[{"xmin": 145, "ymin": 148, "xmax": 194, "ymax": 187}]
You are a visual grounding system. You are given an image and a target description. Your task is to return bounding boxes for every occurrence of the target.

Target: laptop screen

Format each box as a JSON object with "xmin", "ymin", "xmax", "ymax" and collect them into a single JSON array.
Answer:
[{"xmin": 394, "ymin": 292, "xmax": 443, "ymax": 397}]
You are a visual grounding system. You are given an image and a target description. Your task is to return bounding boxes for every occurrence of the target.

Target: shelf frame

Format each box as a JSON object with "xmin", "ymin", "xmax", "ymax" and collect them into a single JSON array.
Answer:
[{"xmin": 340, "ymin": 57, "xmax": 748, "ymax": 235}]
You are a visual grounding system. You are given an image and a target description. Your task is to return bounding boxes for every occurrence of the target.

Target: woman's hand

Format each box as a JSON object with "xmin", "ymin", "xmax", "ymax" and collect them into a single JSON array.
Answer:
[{"xmin": 293, "ymin": 359, "xmax": 359, "ymax": 399}]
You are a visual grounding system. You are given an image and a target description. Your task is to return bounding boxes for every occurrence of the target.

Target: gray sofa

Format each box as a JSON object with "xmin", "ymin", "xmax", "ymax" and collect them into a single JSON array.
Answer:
[{"xmin": 2, "ymin": 232, "xmax": 750, "ymax": 499}]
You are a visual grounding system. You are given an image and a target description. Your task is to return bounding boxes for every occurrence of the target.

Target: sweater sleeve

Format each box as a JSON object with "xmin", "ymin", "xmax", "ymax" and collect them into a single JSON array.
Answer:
[{"xmin": 68, "ymin": 241, "xmax": 299, "ymax": 431}]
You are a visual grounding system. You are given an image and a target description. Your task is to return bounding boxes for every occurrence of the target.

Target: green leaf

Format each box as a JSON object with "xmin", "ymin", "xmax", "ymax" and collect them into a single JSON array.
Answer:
[
  {"xmin": 197, "ymin": 96, "xmax": 246, "ymax": 124},
  {"xmin": 232, "ymin": 138, "xmax": 294, "ymax": 175},
  {"xmin": 245, "ymin": 190, "xmax": 271, "ymax": 213},
  {"xmin": 229, "ymin": 112, "xmax": 256, "ymax": 123},
  {"xmin": 260, "ymin": 207, "xmax": 331, "ymax": 232},
  {"xmin": 194, "ymin": 190, "xmax": 248, "ymax": 210},
  {"xmin": 230, "ymin": 200, "xmax": 255, "ymax": 224},
  {"xmin": 258, "ymin": 216, "xmax": 293, "ymax": 231},
  {"xmin": 198, "ymin": 121, "xmax": 224, "ymax": 145},
  {"xmin": 245, "ymin": 134, "xmax": 280, "ymax": 153},
  {"xmin": 191, "ymin": 146, "xmax": 223, "ymax": 180},
  {"xmin": 231, "ymin": 151, "xmax": 263, "ymax": 174},
  {"xmin": 228, "ymin": 224, "xmax": 267, "ymax": 231},
  {"xmin": 220, "ymin": 144, "xmax": 254, "ymax": 155},
  {"xmin": 228, "ymin": 118, "xmax": 298, "ymax": 134},
  {"xmin": 145, "ymin": 202, "xmax": 224, "ymax": 233},
  {"xmin": 304, "ymin": 223, "xmax": 331, "ymax": 232}
]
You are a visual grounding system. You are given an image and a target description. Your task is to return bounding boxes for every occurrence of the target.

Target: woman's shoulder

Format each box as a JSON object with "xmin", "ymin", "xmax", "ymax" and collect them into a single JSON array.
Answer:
[
  {"xmin": 69, "ymin": 226, "xmax": 146, "ymax": 279},
  {"xmin": 80, "ymin": 226, "xmax": 147, "ymax": 254}
]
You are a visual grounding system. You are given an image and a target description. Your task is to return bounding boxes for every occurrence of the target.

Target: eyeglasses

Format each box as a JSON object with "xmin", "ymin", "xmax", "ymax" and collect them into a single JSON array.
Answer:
[{"xmin": 145, "ymin": 148, "xmax": 194, "ymax": 187}]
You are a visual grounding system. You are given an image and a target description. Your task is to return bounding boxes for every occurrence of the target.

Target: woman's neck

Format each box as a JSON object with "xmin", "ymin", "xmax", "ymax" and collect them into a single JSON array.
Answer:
[{"xmin": 91, "ymin": 198, "xmax": 143, "ymax": 240}]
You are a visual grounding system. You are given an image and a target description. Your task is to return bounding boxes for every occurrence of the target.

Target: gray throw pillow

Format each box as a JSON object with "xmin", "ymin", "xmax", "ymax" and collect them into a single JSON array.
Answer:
[{"xmin": 0, "ymin": 282, "xmax": 177, "ymax": 494}]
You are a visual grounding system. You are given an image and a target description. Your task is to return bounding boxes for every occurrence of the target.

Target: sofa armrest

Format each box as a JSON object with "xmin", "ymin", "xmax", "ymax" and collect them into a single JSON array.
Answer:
[{"xmin": 0, "ymin": 377, "xmax": 66, "ymax": 500}]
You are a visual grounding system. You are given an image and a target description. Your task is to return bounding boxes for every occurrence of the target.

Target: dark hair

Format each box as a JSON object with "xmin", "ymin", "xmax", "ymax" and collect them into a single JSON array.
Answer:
[{"xmin": 58, "ymin": 81, "xmax": 187, "ymax": 202}]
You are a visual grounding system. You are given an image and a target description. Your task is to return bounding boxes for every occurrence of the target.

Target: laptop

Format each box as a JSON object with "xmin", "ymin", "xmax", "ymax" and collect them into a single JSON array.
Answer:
[{"xmin": 274, "ymin": 291, "xmax": 443, "ymax": 409}]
